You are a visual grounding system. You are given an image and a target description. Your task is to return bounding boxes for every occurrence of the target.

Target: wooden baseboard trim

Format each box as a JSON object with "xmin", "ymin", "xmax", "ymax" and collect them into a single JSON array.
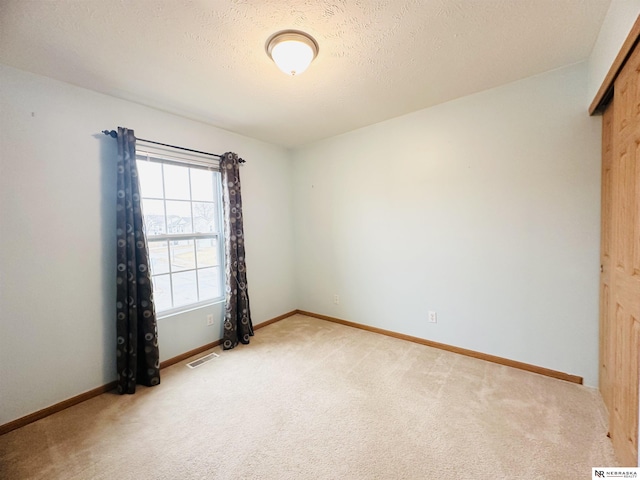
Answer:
[
  {"xmin": 159, "ymin": 340, "xmax": 222, "ymax": 369},
  {"xmin": 0, "ymin": 381, "xmax": 118, "ymax": 436},
  {"xmin": 160, "ymin": 310, "xmax": 297, "ymax": 369},
  {"xmin": 0, "ymin": 310, "xmax": 297, "ymax": 436},
  {"xmin": 254, "ymin": 310, "xmax": 298, "ymax": 330},
  {"xmin": 296, "ymin": 310, "xmax": 583, "ymax": 385}
]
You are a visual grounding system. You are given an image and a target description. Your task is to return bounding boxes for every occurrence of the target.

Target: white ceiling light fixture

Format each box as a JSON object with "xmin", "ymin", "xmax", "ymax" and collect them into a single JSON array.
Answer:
[{"xmin": 266, "ymin": 30, "xmax": 319, "ymax": 76}]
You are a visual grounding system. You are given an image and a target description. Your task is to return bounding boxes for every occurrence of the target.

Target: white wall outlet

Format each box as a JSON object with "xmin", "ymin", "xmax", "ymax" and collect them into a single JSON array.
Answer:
[
  {"xmin": 206, "ymin": 314, "xmax": 214, "ymax": 326},
  {"xmin": 428, "ymin": 311, "xmax": 437, "ymax": 323},
  {"xmin": 334, "ymin": 294, "xmax": 339, "ymax": 305}
]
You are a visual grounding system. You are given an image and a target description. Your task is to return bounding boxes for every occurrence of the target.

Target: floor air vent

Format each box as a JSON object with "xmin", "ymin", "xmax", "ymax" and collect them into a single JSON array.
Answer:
[{"xmin": 187, "ymin": 352, "xmax": 219, "ymax": 369}]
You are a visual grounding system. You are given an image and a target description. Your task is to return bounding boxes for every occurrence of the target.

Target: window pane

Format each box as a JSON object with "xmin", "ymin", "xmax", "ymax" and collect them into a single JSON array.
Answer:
[
  {"xmin": 191, "ymin": 169, "xmax": 214, "ymax": 201},
  {"xmin": 193, "ymin": 202, "xmax": 216, "ymax": 233},
  {"xmin": 172, "ymin": 271, "xmax": 198, "ymax": 307},
  {"xmin": 148, "ymin": 240, "xmax": 170, "ymax": 275},
  {"xmin": 141, "ymin": 199, "xmax": 166, "ymax": 236},
  {"xmin": 198, "ymin": 267, "xmax": 221, "ymax": 300},
  {"xmin": 196, "ymin": 238, "xmax": 219, "ymax": 267},
  {"xmin": 165, "ymin": 200, "xmax": 193, "ymax": 234},
  {"xmin": 169, "ymin": 240, "xmax": 195, "ymax": 272},
  {"xmin": 152, "ymin": 274, "xmax": 172, "ymax": 311},
  {"xmin": 163, "ymin": 164, "xmax": 191, "ymax": 200},
  {"xmin": 137, "ymin": 161, "xmax": 164, "ymax": 198},
  {"xmin": 135, "ymin": 153, "xmax": 224, "ymax": 314}
]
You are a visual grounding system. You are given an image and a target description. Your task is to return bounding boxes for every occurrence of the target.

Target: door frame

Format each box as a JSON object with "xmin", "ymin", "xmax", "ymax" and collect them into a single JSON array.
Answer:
[
  {"xmin": 589, "ymin": 15, "xmax": 640, "ymax": 464},
  {"xmin": 590, "ymin": 16, "xmax": 640, "ymax": 114}
]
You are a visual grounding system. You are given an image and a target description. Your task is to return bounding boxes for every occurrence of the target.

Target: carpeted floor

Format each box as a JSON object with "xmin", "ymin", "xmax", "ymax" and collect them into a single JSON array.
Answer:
[{"xmin": 0, "ymin": 314, "xmax": 618, "ymax": 479}]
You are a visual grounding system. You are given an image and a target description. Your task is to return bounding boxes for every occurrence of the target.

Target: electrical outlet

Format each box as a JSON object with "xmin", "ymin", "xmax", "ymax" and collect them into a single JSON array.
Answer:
[
  {"xmin": 334, "ymin": 294, "xmax": 339, "ymax": 305},
  {"xmin": 206, "ymin": 314, "xmax": 214, "ymax": 326},
  {"xmin": 428, "ymin": 311, "xmax": 437, "ymax": 323}
]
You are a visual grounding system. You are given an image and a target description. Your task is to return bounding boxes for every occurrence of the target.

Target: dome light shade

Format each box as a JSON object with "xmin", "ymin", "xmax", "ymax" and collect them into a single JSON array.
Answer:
[{"xmin": 266, "ymin": 30, "xmax": 318, "ymax": 76}]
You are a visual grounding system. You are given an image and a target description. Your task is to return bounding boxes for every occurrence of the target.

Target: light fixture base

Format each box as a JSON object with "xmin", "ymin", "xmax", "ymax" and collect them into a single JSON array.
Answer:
[{"xmin": 266, "ymin": 30, "xmax": 319, "ymax": 76}]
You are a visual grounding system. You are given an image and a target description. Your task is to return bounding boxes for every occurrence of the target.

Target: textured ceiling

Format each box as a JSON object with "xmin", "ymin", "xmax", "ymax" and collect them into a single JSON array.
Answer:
[{"xmin": 0, "ymin": 0, "xmax": 611, "ymax": 147}]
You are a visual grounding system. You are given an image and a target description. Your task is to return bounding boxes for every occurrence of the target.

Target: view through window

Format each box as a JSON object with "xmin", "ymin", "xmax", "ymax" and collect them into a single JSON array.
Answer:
[{"xmin": 136, "ymin": 156, "xmax": 224, "ymax": 314}]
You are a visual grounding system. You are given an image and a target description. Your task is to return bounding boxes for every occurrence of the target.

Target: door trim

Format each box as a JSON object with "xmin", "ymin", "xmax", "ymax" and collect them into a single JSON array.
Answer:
[{"xmin": 590, "ymin": 15, "xmax": 640, "ymax": 115}]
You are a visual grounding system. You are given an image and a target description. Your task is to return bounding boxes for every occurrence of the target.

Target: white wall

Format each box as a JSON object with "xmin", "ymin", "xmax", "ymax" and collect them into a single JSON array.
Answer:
[
  {"xmin": 0, "ymin": 64, "xmax": 296, "ymax": 425},
  {"xmin": 292, "ymin": 62, "xmax": 602, "ymax": 386},
  {"xmin": 587, "ymin": 0, "xmax": 640, "ymax": 103}
]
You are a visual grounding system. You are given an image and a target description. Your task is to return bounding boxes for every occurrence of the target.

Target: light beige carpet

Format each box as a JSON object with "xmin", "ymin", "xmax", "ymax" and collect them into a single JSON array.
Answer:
[{"xmin": 0, "ymin": 314, "xmax": 618, "ymax": 479}]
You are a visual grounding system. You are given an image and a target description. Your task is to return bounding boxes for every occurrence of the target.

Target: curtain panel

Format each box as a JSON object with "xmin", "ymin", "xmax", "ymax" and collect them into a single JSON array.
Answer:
[
  {"xmin": 115, "ymin": 127, "xmax": 161, "ymax": 394},
  {"xmin": 220, "ymin": 152, "xmax": 254, "ymax": 349}
]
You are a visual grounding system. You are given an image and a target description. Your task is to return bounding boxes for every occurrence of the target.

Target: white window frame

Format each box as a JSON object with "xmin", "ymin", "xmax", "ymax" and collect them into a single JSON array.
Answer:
[{"xmin": 136, "ymin": 145, "xmax": 225, "ymax": 317}]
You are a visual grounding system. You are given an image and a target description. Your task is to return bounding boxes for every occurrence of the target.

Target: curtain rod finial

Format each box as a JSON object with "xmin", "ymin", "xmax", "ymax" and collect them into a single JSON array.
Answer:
[{"xmin": 102, "ymin": 130, "xmax": 117, "ymax": 138}]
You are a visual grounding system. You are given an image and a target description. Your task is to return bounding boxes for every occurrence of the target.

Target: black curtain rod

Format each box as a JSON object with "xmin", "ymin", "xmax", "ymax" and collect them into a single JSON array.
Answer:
[{"xmin": 101, "ymin": 130, "xmax": 245, "ymax": 163}]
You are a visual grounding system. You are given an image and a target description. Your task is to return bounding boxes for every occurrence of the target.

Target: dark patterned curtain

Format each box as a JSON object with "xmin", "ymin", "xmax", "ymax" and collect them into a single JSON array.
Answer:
[
  {"xmin": 115, "ymin": 127, "xmax": 160, "ymax": 394},
  {"xmin": 220, "ymin": 152, "xmax": 254, "ymax": 349}
]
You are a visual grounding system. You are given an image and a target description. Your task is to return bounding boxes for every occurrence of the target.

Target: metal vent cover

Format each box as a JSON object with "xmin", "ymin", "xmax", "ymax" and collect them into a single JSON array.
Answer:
[{"xmin": 186, "ymin": 352, "xmax": 219, "ymax": 369}]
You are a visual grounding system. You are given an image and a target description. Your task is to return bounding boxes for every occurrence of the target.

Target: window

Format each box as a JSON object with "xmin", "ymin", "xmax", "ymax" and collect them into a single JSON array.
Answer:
[{"xmin": 136, "ymin": 151, "xmax": 224, "ymax": 315}]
